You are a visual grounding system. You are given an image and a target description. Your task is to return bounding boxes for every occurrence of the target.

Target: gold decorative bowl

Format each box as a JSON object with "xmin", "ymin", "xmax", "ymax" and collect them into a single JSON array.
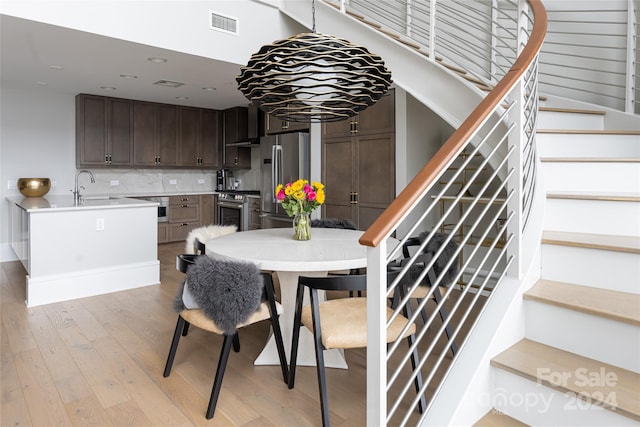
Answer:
[{"xmin": 17, "ymin": 178, "xmax": 51, "ymax": 197}]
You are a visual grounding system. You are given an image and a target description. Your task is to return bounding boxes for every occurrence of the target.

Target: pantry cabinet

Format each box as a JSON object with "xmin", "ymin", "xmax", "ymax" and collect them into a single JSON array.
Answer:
[{"xmin": 321, "ymin": 89, "xmax": 395, "ymax": 230}]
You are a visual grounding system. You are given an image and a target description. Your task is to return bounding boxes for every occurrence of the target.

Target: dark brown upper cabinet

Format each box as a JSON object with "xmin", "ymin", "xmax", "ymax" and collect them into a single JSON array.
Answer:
[{"xmin": 76, "ymin": 94, "xmax": 133, "ymax": 167}]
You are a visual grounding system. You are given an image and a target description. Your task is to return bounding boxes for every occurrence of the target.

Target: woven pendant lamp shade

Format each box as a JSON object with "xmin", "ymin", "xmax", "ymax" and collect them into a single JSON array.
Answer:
[{"xmin": 236, "ymin": 32, "xmax": 392, "ymax": 123}]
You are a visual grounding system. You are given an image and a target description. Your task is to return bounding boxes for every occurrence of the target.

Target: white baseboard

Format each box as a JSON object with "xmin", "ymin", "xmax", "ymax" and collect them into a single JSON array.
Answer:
[{"xmin": 25, "ymin": 261, "xmax": 160, "ymax": 307}]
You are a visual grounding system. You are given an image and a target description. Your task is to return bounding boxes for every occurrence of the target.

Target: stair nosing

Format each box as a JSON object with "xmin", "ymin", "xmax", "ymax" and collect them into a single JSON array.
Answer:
[
  {"xmin": 539, "ymin": 107, "xmax": 606, "ymax": 115},
  {"xmin": 542, "ymin": 230, "xmax": 640, "ymax": 254},
  {"xmin": 540, "ymin": 157, "xmax": 640, "ymax": 163},
  {"xmin": 546, "ymin": 191, "xmax": 640, "ymax": 202},
  {"xmin": 524, "ymin": 280, "xmax": 640, "ymax": 326},
  {"xmin": 491, "ymin": 339, "xmax": 640, "ymax": 421},
  {"xmin": 537, "ymin": 129, "xmax": 640, "ymax": 135}
]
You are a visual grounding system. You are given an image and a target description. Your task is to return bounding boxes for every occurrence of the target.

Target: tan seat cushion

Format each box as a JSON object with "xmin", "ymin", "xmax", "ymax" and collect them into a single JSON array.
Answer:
[
  {"xmin": 300, "ymin": 298, "xmax": 416, "ymax": 349},
  {"xmin": 180, "ymin": 301, "xmax": 283, "ymax": 335}
]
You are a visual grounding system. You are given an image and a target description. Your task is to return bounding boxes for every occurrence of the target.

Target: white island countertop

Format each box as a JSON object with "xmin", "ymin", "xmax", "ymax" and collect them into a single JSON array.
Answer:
[{"xmin": 7, "ymin": 195, "xmax": 157, "ymax": 212}]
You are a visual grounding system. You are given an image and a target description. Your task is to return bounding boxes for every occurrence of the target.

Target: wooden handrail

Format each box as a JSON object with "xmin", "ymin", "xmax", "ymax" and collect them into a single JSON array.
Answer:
[{"xmin": 360, "ymin": 0, "xmax": 548, "ymax": 248}]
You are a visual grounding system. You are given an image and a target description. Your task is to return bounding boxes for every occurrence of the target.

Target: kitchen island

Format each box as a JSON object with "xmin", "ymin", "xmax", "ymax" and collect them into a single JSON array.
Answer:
[{"xmin": 7, "ymin": 195, "xmax": 159, "ymax": 307}]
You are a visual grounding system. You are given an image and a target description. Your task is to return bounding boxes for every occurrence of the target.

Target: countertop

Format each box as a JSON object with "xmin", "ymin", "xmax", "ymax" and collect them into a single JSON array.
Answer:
[{"xmin": 6, "ymin": 195, "xmax": 158, "ymax": 213}]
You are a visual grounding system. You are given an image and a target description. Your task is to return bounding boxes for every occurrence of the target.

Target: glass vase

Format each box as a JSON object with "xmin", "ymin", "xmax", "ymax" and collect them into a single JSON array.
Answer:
[{"xmin": 293, "ymin": 212, "xmax": 311, "ymax": 241}]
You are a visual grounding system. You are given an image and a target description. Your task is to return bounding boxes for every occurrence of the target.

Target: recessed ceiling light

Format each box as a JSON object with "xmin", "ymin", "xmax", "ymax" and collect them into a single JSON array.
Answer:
[
  {"xmin": 120, "ymin": 74, "xmax": 138, "ymax": 79},
  {"xmin": 100, "ymin": 86, "xmax": 117, "ymax": 91},
  {"xmin": 153, "ymin": 80, "xmax": 185, "ymax": 88},
  {"xmin": 176, "ymin": 96, "xmax": 189, "ymax": 100},
  {"xmin": 49, "ymin": 65, "xmax": 64, "ymax": 70},
  {"xmin": 36, "ymin": 81, "xmax": 48, "ymax": 85},
  {"xmin": 202, "ymin": 87, "xmax": 217, "ymax": 91},
  {"xmin": 147, "ymin": 57, "xmax": 168, "ymax": 63}
]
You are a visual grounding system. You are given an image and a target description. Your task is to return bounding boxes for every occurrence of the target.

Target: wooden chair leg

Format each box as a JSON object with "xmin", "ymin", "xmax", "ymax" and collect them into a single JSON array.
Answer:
[
  {"xmin": 309, "ymin": 288, "xmax": 331, "ymax": 427},
  {"xmin": 164, "ymin": 316, "xmax": 186, "ymax": 377},
  {"xmin": 287, "ymin": 283, "xmax": 306, "ymax": 389},
  {"xmin": 432, "ymin": 287, "xmax": 458, "ymax": 355},
  {"xmin": 232, "ymin": 333, "xmax": 240, "ymax": 352},
  {"xmin": 406, "ymin": 333, "xmax": 427, "ymax": 414},
  {"xmin": 206, "ymin": 333, "xmax": 234, "ymax": 419}
]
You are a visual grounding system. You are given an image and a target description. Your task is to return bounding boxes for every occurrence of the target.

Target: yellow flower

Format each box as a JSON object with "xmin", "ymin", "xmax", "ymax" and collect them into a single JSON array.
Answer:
[
  {"xmin": 291, "ymin": 180, "xmax": 304, "ymax": 191},
  {"xmin": 275, "ymin": 184, "xmax": 283, "ymax": 196},
  {"xmin": 293, "ymin": 190, "xmax": 305, "ymax": 200},
  {"xmin": 284, "ymin": 185, "xmax": 294, "ymax": 196},
  {"xmin": 312, "ymin": 181, "xmax": 324, "ymax": 190},
  {"xmin": 316, "ymin": 189, "xmax": 325, "ymax": 204}
]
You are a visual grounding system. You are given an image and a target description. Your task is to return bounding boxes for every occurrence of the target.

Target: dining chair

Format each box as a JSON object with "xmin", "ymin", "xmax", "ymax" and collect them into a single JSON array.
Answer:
[
  {"xmin": 288, "ymin": 272, "xmax": 425, "ymax": 426},
  {"xmin": 164, "ymin": 254, "xmax": 289, "ymax": 419},
  {"xmin": 391, "ymin": 233, "xmax": 459, "ymax": 356}
]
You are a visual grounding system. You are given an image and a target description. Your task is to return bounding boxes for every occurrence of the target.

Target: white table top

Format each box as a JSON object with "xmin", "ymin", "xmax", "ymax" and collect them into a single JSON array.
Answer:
[{"xmin": 205, "ymin": 227, "xmax": 374, "ymax": 272}]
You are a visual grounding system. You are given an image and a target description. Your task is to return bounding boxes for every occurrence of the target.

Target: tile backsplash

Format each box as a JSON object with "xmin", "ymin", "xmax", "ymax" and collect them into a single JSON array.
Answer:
[{"xmin": 82, "ymin": 150, "xmax": 261, "ymax": 196}]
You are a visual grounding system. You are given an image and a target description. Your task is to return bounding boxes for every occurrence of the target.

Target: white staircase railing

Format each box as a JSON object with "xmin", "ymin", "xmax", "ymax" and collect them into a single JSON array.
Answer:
[{"xmin": 330, "ymin": 0, "xmax": 548, "ymax": 425}]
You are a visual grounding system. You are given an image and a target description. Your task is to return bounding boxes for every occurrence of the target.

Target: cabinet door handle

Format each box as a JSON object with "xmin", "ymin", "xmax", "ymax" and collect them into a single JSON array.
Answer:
[
  {"xmin": 105, "ymin": 154, "xmax": 109, "ymax": 164},
  {"xmin": 350, "ymin": 192, "xmax": 358, "ymax": 204}
]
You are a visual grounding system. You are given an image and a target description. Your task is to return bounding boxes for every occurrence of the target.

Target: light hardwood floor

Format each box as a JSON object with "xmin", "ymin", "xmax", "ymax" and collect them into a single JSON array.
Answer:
[
  {"xmin": 1, "ymin": 242, "xmax": 373, "ymax": 426},
  {"xmin": 1, "ymin": 242, "xmax": 470, "ymax": 426}
]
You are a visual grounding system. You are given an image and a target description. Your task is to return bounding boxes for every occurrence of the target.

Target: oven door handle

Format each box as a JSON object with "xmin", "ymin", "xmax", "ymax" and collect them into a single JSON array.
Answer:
[{"xmin": 217, "ymin": 201, "xmax": 243, "ymax": 209}]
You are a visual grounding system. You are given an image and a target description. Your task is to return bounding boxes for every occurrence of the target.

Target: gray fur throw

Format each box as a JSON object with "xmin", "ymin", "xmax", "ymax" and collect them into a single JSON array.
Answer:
[
  {"xmin": 407, "ymin": 232, "xmax": 460, "ymax": 288},
  {"xmin": 173, "ymin": 256, "xmax": 263, "ymax": 335},
  {"xmin": 311, "ymin": 218, "xmax": 357, "ymax": 230}
]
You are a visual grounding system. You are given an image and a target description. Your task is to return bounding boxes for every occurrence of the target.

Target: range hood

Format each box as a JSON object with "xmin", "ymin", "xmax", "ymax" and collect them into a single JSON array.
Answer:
[{"xmin": 224, "ymin": 104, "xmax": 263, "ymax": 147}]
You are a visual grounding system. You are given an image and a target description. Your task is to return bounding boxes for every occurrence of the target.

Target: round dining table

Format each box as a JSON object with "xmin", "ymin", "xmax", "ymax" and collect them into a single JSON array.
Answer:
[{"xmin": 206, "ymin": 227, "xmax": 390, "ymax": 369}]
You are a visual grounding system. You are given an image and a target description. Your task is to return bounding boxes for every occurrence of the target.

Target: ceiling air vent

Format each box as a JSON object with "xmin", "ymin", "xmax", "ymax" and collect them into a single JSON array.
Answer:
[{"xmin": 210, "ymin": 11, "xmax": 238, "ymax": 35}]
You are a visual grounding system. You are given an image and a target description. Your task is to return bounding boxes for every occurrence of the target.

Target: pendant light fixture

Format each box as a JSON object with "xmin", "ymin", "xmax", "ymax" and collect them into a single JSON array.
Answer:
[{"xmin": 236, "ymin": 0, "xmax": 392, "ymax": 123}]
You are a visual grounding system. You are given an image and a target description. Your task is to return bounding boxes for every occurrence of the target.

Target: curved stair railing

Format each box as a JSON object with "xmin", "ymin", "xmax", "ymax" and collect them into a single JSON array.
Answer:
[{"xmin": 318, "ymin": 0, "xmax": 548, "ymax": 425}]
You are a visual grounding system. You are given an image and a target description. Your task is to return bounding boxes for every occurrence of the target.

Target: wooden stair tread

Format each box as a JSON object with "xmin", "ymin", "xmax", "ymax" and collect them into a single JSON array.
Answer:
[
  {"xmin": 525, "ymin": 280, "xmax": 640, "ymax": 326},
  {"xmin": 542, "ymin": 230, "xmax": 640, "ymax": 254},
  {"xmin": 539, "ymin": 106, "xmax": 606, "ymax": 115},
  {"xmin": 537, "ymin": 129, "xmax": 640, "ymax": 135},
  {"xmin": 540, "ymin": 157, "xmax": 640, "ymax": 163},
  {"xmin": 491, "ymin": 339, "xmax": 640, "ymax": 421},
  {"xmin": 473, "ymin": 409, "xmax": 528, "ymax": 427},
  {"xmin": 546, "ymin": 191, "xmax": 640, "ymax": 202}
]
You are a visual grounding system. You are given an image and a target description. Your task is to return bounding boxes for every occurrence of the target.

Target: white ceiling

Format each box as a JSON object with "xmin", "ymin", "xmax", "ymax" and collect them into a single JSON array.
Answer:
[{"xmin": 0, "ymin": 14, "xmax": 251, "ymax": 110}]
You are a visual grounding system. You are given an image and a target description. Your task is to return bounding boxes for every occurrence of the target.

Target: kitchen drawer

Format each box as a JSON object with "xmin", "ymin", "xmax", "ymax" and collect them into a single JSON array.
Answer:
[
  {"xmin": 169, "ymin": 203, "xmax": 199, "ymax": 223},
  {"xmin": 169, "ymin": 195, "xmax": 199, "ymax": 205},
  {"xmin": 168, "ymin": 221, "xmax": 199, "ymax": 242}
]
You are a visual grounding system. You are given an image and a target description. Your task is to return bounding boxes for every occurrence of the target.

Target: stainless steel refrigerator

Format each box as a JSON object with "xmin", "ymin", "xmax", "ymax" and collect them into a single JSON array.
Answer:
[{"xmin": 260, "ymin": 132, "xmax": 310, "ymax": 229}]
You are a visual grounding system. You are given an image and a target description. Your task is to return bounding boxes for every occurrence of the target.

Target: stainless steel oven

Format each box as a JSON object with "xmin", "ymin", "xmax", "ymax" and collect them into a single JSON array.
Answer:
[{"xmin": 217, "ymin": 191, "xmax": 259, "ymax": 231}]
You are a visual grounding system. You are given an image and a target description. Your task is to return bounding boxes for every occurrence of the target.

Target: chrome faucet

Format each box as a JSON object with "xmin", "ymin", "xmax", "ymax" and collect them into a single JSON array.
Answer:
[{"xmin": 72, "ymin": 169, "xmax": 95, "ymax": 202}]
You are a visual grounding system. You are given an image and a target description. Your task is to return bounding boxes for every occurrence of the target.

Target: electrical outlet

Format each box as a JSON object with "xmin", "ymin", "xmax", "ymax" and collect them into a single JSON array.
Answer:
[
  {"xmin": 96, "ymin": 218, "xmax": 105, "ymax": 231},
  {"xmin": 110, "ymin": 180, "xmax": 119, "ymax": 186},
  {"xmin": 169, "ymin": 179, "xmax": 177, "ymax": 185},
  {"xmin": 197, "ymin": 179, "xmax": 205, "ymax": 184},
  {"xmin": 7, "ymin": 180, "xmax": 16, "ymax": 189}
]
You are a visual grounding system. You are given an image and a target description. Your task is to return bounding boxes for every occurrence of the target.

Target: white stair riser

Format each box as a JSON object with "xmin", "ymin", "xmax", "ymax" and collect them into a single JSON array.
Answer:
[
  {"xmin": 544, "ymin": 199, "xmax": 640, "ymax": 236},
  {"xmin": 541, "ymin": 244, "xmax": 640, "ymax": 294},
  {"xmin": 492, "ymin": 369, "xmax": 638, "ymax": 426},
  {"xmin": 541, "ymin": 162, "xmax": 640, "ymax": 193},
  {"xmin": 538, "ymin": 111, "xmax": 605, "ymax": 130},
  {"xmin": 525, "ymin": 300, "xmax": 640, "ymax": 372},
  {"xmin": 537, "ymin": 133, "xmax": 640, "ymax": 158}
]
